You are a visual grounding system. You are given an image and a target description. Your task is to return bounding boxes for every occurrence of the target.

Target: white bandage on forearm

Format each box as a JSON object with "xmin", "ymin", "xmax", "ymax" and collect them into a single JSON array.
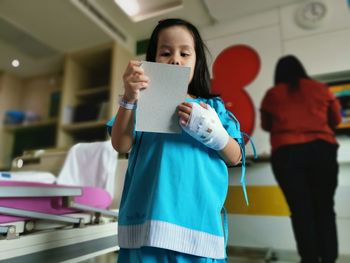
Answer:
[{"xmin": 181, "ymin": 102, "xmax": 229, "ymax": 151}]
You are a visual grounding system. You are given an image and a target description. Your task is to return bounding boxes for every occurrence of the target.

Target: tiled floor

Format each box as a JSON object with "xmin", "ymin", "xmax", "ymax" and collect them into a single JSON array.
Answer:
[
  {"xmin": 81, "ymin": 251, "xmax": 350, "ymax": 263},
  {"xmin": 80, "ymin": 253, "xmax": 278, "ymax": 263}
]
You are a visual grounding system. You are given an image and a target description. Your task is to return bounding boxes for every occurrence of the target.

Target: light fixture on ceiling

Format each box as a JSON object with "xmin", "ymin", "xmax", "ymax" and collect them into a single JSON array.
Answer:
[
  {"xmin": 71, "ymin": 0, "xmax": 128, "ymax": 43},
  {"xmin": 113, "ymin": 0, "xmax": 183, "ymax": 22},
  {"xmin": 11, "ymin": 59, "xmax": 20, "ymax": 68},
  {"xmin": 114, "ymin": 0, "xmax": 140, "ymax": 16}
]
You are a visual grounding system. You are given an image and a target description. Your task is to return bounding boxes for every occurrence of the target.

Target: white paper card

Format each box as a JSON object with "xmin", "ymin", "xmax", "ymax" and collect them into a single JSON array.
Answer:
[{"xmin": 135, "ymin": 61, "xmax": 190, "ymax": 133}]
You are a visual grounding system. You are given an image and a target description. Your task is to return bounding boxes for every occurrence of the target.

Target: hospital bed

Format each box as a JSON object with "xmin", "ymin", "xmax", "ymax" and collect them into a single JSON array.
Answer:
[{"xmin": 0, "ymin": 141, "xmax": 127, "ymax": 263}]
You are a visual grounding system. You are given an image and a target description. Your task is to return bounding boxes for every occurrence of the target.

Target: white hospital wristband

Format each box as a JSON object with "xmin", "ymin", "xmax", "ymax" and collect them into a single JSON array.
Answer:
[{"xmin": 118, "ymin": 96, "xmax": 137, "ymax": 110}]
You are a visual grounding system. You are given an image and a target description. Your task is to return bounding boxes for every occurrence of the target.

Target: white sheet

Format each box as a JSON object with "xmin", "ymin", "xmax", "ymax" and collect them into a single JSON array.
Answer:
[
  {"xmin": 56, "ymin": 141, "xmax": 118, "ymax": 198},
  {"xmin": 0, "ymin": 171, "xmax": 56, "ymax": 184}
]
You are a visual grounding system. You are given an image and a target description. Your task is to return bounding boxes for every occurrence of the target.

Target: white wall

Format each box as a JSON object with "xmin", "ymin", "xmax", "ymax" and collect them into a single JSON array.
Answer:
[
  {"xmin": 281, "ymin": 0, "xmax": 350, "ymax": 76},
  {"xmin": 228, "ymin": 162, "xmax": 350, "ymax": 255},
  {"xmin": 204, "ymin": 10, "xmax": 282, "ymax": 156},
  {"xmin": 201, "ymin": 0, "xmax": 350, "ymax": 255},
  {"xmin": 202, "ymin": 0, "xmax": 350, "ymax": 159}
]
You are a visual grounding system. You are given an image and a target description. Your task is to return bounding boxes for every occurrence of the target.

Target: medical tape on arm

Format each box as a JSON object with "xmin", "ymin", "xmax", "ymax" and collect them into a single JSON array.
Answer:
[{"xmin": 181, "ymin": 103, "xmax": 229, "ymax": 151}]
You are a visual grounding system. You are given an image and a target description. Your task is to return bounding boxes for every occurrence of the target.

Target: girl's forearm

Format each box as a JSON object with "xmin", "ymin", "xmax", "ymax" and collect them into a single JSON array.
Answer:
[
  {"xmin": 219, "ymin": 137, "xmax": 242, "ymax": 166},
  {"xmin": 111, "ymin": 108, "xmax": 135, "ymax": 153}
]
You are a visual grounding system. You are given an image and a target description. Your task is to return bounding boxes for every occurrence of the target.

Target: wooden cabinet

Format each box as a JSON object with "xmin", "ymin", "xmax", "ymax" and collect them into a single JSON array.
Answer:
[
  {"xmin": 0, "ymin": 73, "xmax": 61, "ymax": 169},
  {"xmin": 0, "ymin": 42, "xmax": 132, "ymax": 168},
  {"xmin": 57, "ymin": 42, "xmax": 132, "ymax": 148}
]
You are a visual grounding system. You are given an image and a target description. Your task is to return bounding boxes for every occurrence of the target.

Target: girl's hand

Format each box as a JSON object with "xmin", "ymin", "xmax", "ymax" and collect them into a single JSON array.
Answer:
[
  {"xmin": 122, "ymin": 60, "xmax": 149, "ymax": 103},
  {"xmin": 177, "ymin": 102, "xmax": 193, "ymax": 126},
  {"xmin": 177, "ymin": 102, "xmax": 208, "ymax": 125},
  {"xmin": 178, "ymin": 102, "xmax": 229, "ymax": 151}
]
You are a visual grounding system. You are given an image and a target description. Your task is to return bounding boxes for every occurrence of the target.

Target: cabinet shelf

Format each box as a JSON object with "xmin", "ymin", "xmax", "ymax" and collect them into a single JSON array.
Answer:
[
  {"xmin": 75, "ymin": 86, "xmax": 109, "ymax": 99},
  {"xmin": 61, "ymin": 120, "xmax": 107, "ymax": 133},
  {"xmin": 3, "ymin": 119, "xmax": 58, "ymax": 132},
  {"xmin": 57, "ymin": 42, "xmax": 132, "ymax": 148}
]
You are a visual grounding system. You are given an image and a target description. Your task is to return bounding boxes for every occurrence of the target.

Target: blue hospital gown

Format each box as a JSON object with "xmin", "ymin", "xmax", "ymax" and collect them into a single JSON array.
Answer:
[{"xmin": 107, "ymin": 97, "xmax": 243, "ymax": 260}]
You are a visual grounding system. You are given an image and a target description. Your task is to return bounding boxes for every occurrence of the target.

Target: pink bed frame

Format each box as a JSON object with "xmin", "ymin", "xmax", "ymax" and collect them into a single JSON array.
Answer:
[{"xmin": 0, "ymin": 181, "xmax": 112, "ymax": 224}]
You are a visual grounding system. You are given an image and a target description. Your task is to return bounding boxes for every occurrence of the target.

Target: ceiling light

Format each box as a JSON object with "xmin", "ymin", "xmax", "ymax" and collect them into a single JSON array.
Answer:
[
  {"xmin": 113, "ymin": 0, "xmax": 183, "ymax": 22},
  {"xmin": 11, "ymin": 59, "xmax": 20, "ymax": 67},
  {"xmin": 114, "ymin": 0, "xmax": 140, "ymax": 17}
]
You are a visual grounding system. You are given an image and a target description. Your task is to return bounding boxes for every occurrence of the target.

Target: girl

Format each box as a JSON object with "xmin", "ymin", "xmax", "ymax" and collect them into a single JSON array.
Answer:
[{"xmin": 109, "ymin": 18, "xmax": 245, "ymax": 262}]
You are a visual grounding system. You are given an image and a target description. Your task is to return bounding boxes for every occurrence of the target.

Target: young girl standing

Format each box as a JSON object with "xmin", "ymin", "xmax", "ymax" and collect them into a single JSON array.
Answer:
[{"xmin": 109, "ymin": 18, "xmax": 245, "ymax": 262}]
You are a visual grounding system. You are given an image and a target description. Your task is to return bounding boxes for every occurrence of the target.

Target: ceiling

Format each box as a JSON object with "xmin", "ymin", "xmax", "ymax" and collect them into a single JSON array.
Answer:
[{"xmin": 0, "ymin": 0, "xmax": 304, "ymax": 78}]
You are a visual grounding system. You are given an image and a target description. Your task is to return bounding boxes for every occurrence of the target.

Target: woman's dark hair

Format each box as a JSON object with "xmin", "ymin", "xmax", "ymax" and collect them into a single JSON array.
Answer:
[
  {"xmin": 146, "ymin": 18, "xmax": 214, "ymax": 98},
  {"xmin": 274, "ymin": 55, "xmax": 310, "ymax": 90}
]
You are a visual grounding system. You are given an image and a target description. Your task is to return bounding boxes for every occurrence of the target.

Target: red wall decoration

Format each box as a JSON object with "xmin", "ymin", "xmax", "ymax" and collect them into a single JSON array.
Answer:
[{"xmin": 211, "ymin": 45, "xmax": 261, "ymax": 140}]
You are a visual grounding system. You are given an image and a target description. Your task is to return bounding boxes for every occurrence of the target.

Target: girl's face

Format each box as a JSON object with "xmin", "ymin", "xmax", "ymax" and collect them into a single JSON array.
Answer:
[{"xmin": 156, "ymin": 26, "xmax": 196, "ymax": 83}]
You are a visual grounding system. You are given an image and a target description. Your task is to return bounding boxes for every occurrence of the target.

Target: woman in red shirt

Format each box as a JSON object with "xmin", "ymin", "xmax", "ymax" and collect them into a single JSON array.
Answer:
[{"xmin": 260, "ymin": 55, "xmax": 342, "ymax": 263}]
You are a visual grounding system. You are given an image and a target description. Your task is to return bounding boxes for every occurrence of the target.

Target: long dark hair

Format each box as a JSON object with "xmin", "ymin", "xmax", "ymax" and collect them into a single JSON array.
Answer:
[
  {"xmin": 274, "ymin": 55, "xmax": 310, "ymax": 90},
  {"xmin": 146, "ymin": 18, "xmax": 214, "ymax": 98}
]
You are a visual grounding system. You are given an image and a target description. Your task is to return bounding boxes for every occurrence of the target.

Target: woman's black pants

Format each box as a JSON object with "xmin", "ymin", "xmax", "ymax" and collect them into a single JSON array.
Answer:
[{"xmin": 271, "ymin": 140, "xmax": 338, "ymax": 263}]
